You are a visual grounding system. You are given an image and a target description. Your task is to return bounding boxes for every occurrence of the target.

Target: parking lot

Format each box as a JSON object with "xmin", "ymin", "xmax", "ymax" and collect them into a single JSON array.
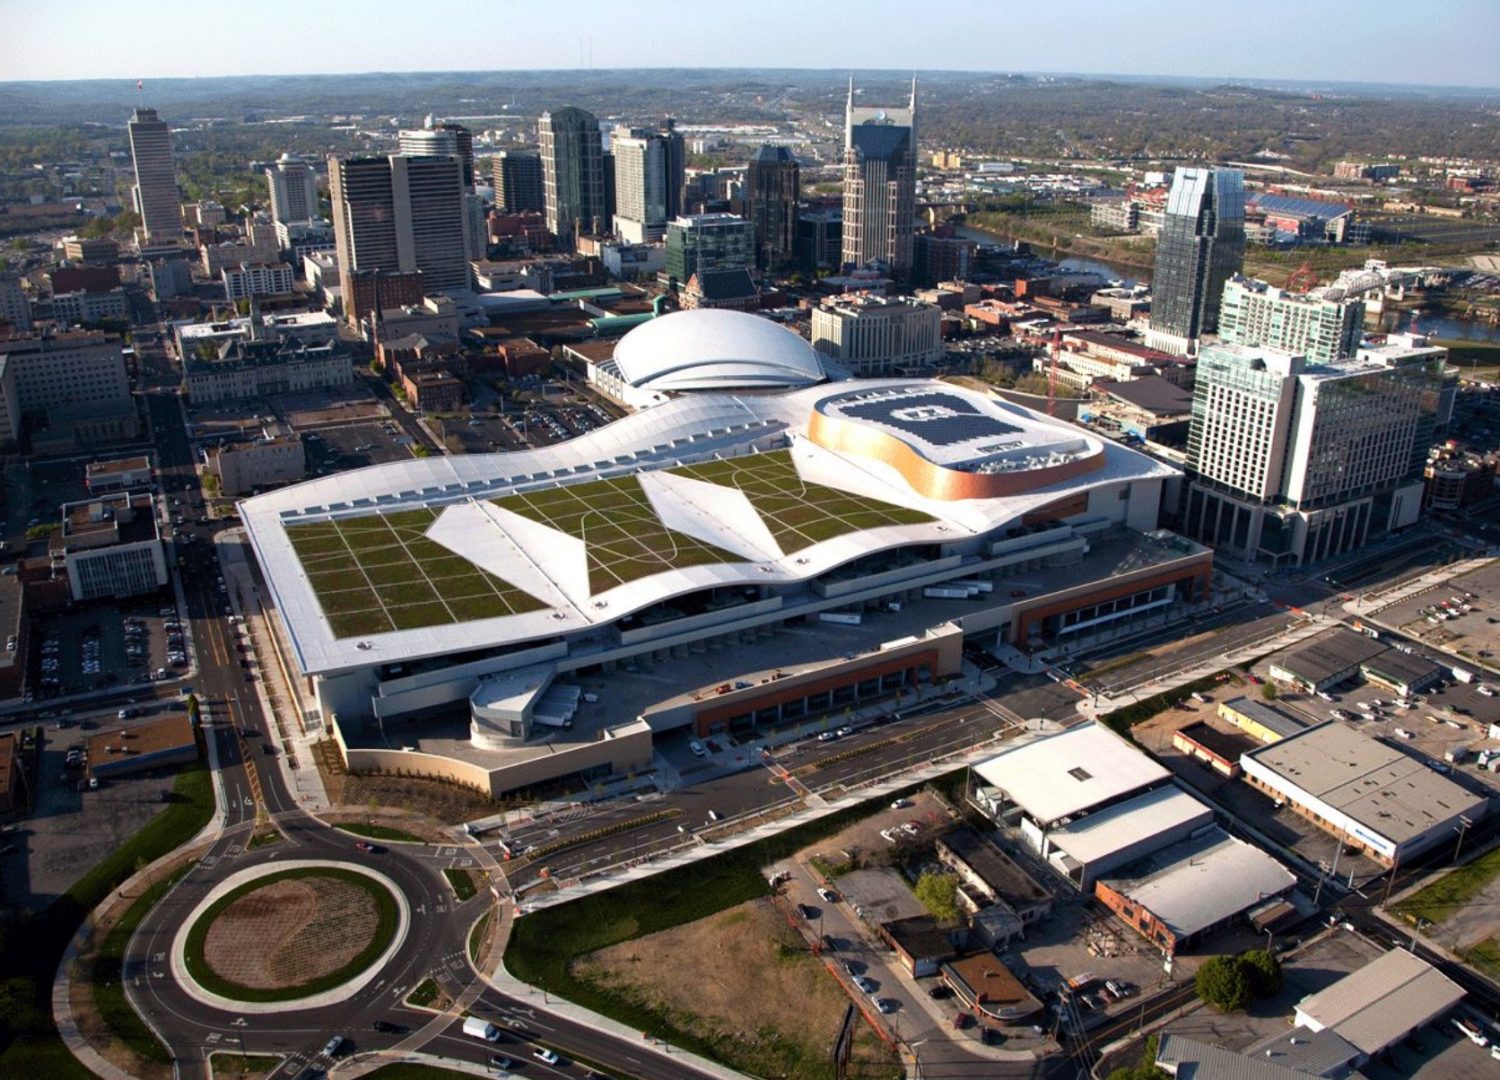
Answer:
[
  {"xmin": 28, "ymin": 597, "xmax": 185, "ymax": 700},
  {"xmin": 304, "ymin": 421, "xmax": 412, "ymax": 473},
  {"xmin": 0, "ymin": 720, "xmax": 187, "ymax": 911},
  {"xmin": 1375, "ymin": 561, "xmax": 1500, "ymax": 671}
]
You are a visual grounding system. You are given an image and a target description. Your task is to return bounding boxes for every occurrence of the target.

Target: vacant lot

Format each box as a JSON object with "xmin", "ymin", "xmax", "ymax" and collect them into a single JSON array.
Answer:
[
  {"xmin": 1394, "ymin": 843, "xmax": 1500, "ymax": 977},
  {"xmin": 575, "ymin": 898, "xmax": 897, "ymax": 1080}
]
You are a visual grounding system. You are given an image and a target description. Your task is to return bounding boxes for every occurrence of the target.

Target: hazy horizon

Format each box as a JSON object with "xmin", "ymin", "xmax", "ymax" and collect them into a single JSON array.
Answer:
[{"xmin": 4, "ymin": 0, "xmax": 1497, "ymax": 89}]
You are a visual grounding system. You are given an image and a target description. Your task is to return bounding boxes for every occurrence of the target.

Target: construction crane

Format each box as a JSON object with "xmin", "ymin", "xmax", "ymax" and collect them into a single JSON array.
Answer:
[
  {"xmin": 1047, "ymin": 327, "xmax": 1062, "ymax": 417},
  {"xmin": 1285, "ymin": 261, "xmax": 1321, "ymax": 293}
]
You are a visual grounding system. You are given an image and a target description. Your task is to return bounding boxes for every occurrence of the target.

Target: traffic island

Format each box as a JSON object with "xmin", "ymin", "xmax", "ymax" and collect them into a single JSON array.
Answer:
[{"xmin": 172, "ymin": 860, "xmax": 410, "ymax": 1013}]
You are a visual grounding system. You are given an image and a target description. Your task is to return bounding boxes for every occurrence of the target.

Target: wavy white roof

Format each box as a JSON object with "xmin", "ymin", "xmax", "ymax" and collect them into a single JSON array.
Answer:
[
  {"xmin": 242, "ymin": 380, "xmax": 1177, "ymax": 676},
  {"xmin": 612, "ymin": 309, "xmax": 826, "ymax": 391}
]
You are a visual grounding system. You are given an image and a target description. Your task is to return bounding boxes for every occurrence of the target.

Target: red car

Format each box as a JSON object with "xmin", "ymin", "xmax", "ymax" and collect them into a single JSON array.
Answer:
[{"xmin": 355, "ymin": 841, "xmax": 376, "ymax": 853}]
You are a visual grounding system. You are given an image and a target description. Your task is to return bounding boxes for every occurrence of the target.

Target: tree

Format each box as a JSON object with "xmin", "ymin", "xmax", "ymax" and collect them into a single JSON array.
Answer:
[
  {"xmin": 1260, "ymin": 682, "xmax": 1278, "ymax": 701},
  {"xmin": 1106, "ymin": 1035, "xmax": 1169, "ymax": 1080},
  {"xmin": 1195, "ymin": 954, "xmax": 1252, "ymax": 1012},
  {"xmin": 1013, "ymin": 373, "xmax": 1054, "ymax": 396},
  {"xmin": 1241, "ymin": 948, "xmax": 1282, "ymax": 998},
  {"xmin": 913, "ymin": 871, "xmax": 960, "ymax": 922}
]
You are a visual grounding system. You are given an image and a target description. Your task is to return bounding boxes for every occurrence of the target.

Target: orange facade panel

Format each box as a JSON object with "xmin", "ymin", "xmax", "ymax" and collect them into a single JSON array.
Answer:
[
  {"xmin": 1011, "ymin": 563, "xmax": 1211, "ymax": 646},
  {"xmin": 806, "ymin": 408, "xmax": 1105, "ymax": 501}
]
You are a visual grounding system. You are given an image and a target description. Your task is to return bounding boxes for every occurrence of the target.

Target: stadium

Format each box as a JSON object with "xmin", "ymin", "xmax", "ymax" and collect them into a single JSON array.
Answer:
[{"xmin": 243, "ymin": 311, "xmax": 1211, "ymax": 795}]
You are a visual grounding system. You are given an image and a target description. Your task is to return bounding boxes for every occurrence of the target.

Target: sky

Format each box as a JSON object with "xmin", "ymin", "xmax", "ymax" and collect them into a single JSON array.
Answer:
[{"xmin": 4, "ymin": 0, "xmax": 1499, "ymax": 87}]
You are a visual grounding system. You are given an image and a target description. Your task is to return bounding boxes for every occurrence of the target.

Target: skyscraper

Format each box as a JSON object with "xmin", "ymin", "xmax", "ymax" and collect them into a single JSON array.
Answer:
[
  {"xmin": 611, "ymin": 122, "xmax": 687, "ymax": 244},
  {"xmin": 539, "ymin": 106, "xmax": 606, "ymax": 250},
  {"xmin": 842, "ymin": 80, "xmax": 917, "ymax": 280},
  {"xmin": 266, "ymin": 153, "xmax": 320, "ymax": 225},
  {"xmin": 492, "ymin": 151, "xmax": 544, "ymax": 213},
  {"xmin": 746, "ymin": 145, "xmax": 800, "ymax": 272},
  {"xmin": 1182, "ymin": 337, "xmax": 1444, "ymax": 566},
  {"xmin": 128, "ymin": 108, "xmax": 184, "ymax": 244},
  {"xmin": 329, "ymin": 155, "xmax": 470, "ymax": 302},
  {"xmin": 1147, "ymin": 167, "xmax": 1245, "ymax": 355},
  {"xmin": 1218, "ymin": 275, "xmax": 1364, "ymax": 364},
  {"xmin": 398, "ymin": 121, "xmax": 475, "ymax": 188}
]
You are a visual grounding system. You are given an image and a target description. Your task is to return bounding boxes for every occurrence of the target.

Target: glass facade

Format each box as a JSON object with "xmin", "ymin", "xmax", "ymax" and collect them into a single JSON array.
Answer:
[{"xmin": 1149, "ymin": 168, "xmax": 1245, "ymax": 344}]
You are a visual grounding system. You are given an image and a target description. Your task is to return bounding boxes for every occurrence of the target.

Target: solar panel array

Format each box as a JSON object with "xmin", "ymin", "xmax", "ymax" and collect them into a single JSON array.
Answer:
[{"xmin": 838, "ymin": 391, "xmax": 1023, "ymax": 447}]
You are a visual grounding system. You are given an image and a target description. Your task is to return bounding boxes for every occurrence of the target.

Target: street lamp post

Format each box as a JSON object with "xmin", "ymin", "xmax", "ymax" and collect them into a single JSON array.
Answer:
[{"xmin": 1454, "ymin": 816, "xmax": 1474, "ymax": 864}]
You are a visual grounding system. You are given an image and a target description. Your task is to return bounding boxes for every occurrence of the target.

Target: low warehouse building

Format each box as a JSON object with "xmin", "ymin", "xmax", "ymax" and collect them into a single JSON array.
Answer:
[
  {"xmin": 971, "ymin": 723, "xmax": 1171, "ymax": 854},
  {"xmin": 1240, "ymin": 721, "xmax": 1490, "ymax": 866},
  {"xmin": 940, "ymin": 952, "xmax": 1044, "ymax": 1025},
  {"xmin": 1217, "ymin": 696, "xmax": 1310, "ymax": 744},
  {"xmin": 1294, "ymin": 948, "xmax": 1464, "ymax": 1060},
  {"xmin": 934, "ymin": 827, "xmax": 1052, "ymax": 926},
  {"xmin": 86, "ymin": 714, "xmax": 199, "ymax": 780},
  {"xmin": 1094, "ymin": 828, "xmax": 1295, "ymax": 957},
  {"xmin": 880, "ymin": 916, "xmax": 957, "ymax": 977},
  {"xmin": 1360, "ymin": 649, "xmax": 1444, "ymax": 697},
  {"xmin": 1268, "ymin": 629, "xmax": 1386, "ymax": 693},
  {"xmin": 1043, "ymin": 785, "xmax": 1215, "ymax": 892},
  {"xmin": 1172, "ymin": 721, "xmax": 1257, "ymax": 777}
]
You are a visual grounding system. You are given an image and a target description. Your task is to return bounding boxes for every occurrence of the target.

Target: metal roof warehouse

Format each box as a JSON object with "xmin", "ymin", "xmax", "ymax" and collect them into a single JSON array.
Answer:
[
  {"xmin": 1240, "ymin": 721, "xmax": 1489, "ymax": 864},
  {"xmin": 1268, "ymin": 628, "xmax": 1387, "ymax": 691}
]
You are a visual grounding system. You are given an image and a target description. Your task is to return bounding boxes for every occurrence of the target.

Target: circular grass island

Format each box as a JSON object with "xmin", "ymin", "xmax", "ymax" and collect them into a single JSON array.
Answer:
[{"xmin": 183, "ymin": 866, "xmax": 400, "ymax": 1003}]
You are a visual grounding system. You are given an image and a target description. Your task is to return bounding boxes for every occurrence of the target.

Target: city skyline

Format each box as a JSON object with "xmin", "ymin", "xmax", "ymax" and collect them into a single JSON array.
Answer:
[{"xmin": 4, "ymin": 0, "xmax": 1499, "ymax": 88}]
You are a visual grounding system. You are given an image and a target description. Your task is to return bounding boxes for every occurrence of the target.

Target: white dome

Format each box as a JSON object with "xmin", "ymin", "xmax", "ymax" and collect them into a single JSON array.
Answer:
[{"xmin": 613, "ymin": 309, "xmax": 825, "ymax": 392}]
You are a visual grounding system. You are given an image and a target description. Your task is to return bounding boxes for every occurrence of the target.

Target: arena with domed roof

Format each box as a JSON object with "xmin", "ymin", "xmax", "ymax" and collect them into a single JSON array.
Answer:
[{"xmin": 243, "ymin": 310, "xmax": 1213, "ymax": 796}]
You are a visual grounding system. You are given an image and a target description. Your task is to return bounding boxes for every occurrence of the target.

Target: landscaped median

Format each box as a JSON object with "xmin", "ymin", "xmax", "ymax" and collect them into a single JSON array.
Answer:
[{"xmin": 173, "ymin": 861, "xmax": 409, "ymax": 1010}]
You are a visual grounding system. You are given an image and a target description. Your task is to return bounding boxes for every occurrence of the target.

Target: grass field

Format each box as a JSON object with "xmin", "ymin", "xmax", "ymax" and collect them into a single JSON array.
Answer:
[
  {"xmin": 443, "ymin": 867, "xmax": 477, "ymax": 901},
  {"xmin": 672, "ymin": 450, "xmax": 932, "ymax": 554},
  {"xmin": 336, "ymin": 821, "xmax": 425, "ymax": 843},
  {"xmin": 494, "ymin": 475, "xmax": 742, "ymax": 594},
  {"xmin": 286, "ymin": 509, "xmax": 546, "ymax": 638},
  {"xmin": 1393, "ymin": 844, "xmax": 1500, "ymax": 926}
]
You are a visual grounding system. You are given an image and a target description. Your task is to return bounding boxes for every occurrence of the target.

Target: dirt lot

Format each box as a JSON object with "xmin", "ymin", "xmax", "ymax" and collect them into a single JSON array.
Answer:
[
  {"xmin": 800, "ymin": 790, "xmax": 955, "ymax": 876},
  {"xmin": 575, "ymin": 897, "xmax": 898, "ymax": 1080},
  {"xmin": 202, "ymin": 875, "xmax": 378, "ymax": 988}
]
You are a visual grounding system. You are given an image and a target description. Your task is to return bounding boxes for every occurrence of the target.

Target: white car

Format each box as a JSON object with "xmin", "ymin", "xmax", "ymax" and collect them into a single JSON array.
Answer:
[
  {"xmin": 533, "ymin": 1048, "xmax": 560, "ymax": 1065},
  {"xmin": 688, "ymin": 740, "xmax": 707, "ymax": 757},
  {"xmin": 818, "ymin": 887, "xmax": 838, "ymax": 903},
  {"xmin": 1394, "ymin": 727, "xmax": 1415, "ymax": 739}
]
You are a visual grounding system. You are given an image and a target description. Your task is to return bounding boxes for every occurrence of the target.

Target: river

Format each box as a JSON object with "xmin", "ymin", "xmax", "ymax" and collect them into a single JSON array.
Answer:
[{"xmin": 950, "ymin": 224, "xmax": 1146, "ymax": 286}]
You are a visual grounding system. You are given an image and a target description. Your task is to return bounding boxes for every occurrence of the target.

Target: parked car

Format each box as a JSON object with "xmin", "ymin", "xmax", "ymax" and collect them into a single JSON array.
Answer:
[{"xmin": 688, "ymin": 740, "xmax": 707, "ymax": 757}]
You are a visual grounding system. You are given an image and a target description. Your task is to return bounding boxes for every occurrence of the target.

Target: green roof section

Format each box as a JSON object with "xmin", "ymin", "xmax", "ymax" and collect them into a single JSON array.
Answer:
[
  {"xmin": 670, "ymin": 450, "xmax": 934, "ymax": 555},
  {"xmin": 286, "ymin": 509, "xmax": 548, "ymax": 639},
  {"xmin": 492, "ymin": 475, "xmax": 745, "ymax": 595}
]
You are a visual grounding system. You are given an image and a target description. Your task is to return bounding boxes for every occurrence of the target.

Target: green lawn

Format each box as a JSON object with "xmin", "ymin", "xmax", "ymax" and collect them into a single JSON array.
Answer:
[
  {"xmin": 504, "ymin": 780, "xmax": 939, "ymax": 1076},
  {"xmin": 1393, "ymin": 844, "xmax": 1500, "ymax": 926},
  {"xmin": 443, "ymin": 867, "xmax": 478, "ymax": 901},
  {"xmin": 405, "ymin": 978, "xmax": 441, "ymax": 1008},
  {"xmin": 92, "ymin": 861, "xmax": 197, "ymax": 1065},
  {"xmin": 182, "ymin": 867, "xmax": 399, "ymax": 1002},
  {"xmin": 208, "ymin": 1052, "xmax": 284, "ymax": 1077},
  {"xmin": 1464, "ymin": 937, "xmax": 1500, "ymax": 983},
  {"xmin": 468, "ymin": 909, "xmax": 493, "ymax": 964},
  {"xmin": 336, "ymin": 821, "xmax": 425, "ymax": 843},
  {"xmin": 0, "ymin": 759, "xmax": 214, "ymax": 1078},
  {"xmin": 671, "ymin": 450, "xmax": 933, "ymax": 554},
  {"xmin": 287, "ymin": 509, "xmax": 545, "ymax": 639},
  {"xmin": 495, "ymin": 475, "xmax": 742, "ymax": 594}
]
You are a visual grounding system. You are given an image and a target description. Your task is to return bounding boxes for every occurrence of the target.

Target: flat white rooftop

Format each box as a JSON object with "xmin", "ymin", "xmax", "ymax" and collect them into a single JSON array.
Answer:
[
  {"xmin": 1295, "ymin": 948, "xmax": 1463, "ymax": 1055},
  {"xmin": 1046, "ymin": 785, "xmax": 1214, "ymax": 866},
  {"xmin": 1100, "ymin": 828, "xmax": 1295, "ymax": 939},
  {"xmin": 973, "ymin": 723, "xmax": 1171, "ymax": 827}
]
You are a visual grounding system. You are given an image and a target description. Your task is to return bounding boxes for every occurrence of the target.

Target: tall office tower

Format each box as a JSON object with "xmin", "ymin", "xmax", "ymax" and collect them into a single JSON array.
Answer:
[
  {"xmin": 611, "ymin": 123, "xmax": 686, "ymax": 244},
  {"xmin": 492, "ymin": 151, "xmax": 544, "ymax": 212},
  {"xmin": 0, "ymin": 272, "xmax": 31, "ymax": 333},
  {"xmin": 1147, "ymin": 166, "xmax": 1245, "ymax": 355},
  {"xmin": 841, "ymin": 79, "xmax": 917, "ymax": 280},
  {"xmin": 539, "ymin": 106, "xmax": 606, "ymax": 250},
  {"xmin": 266, "ymin": 153, "xmax": 320, "ymax": 224},
  {"xmin": 127, "ymin": 107, "xmax": 184, "ymax": 244},
  {"xmin": 398, "ymin": 121, "xmax": 475, "ymax": 187},
  {"xmin": 664, "ymin": 213, "xmax": 754, "ymax": 285},
  {"xmin": 329, "ymin": 155, "xmax": 470, "ymax": 303},
  {"xmin": 1217, "ymin": 275, "xmax": 1364, "ymax": 365},
  {"xmin": 746, "ymin": 145, "xmax": 800, "ymax": 271},
  {"xmin": 601, "ymin": 150, "xmax": 616, "ymax": 235},
  {"xmin": 1182, "ymin": 337, "xmax": 1446, "ymax": 567}
]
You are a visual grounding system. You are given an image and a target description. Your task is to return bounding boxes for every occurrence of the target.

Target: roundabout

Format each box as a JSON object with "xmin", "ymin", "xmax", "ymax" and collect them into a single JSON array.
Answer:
[{"xmin": 170, "ymin": 860, "xmax": 410, "ymax": 1012}]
